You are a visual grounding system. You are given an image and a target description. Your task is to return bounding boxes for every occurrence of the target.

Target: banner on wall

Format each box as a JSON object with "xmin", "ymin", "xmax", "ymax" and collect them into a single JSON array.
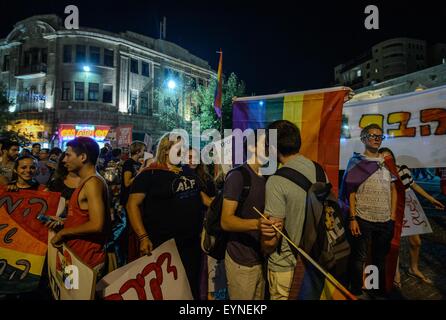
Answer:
[{"xmin": 341, "ymin": 85, "xmax": 446, "ymax": 169}]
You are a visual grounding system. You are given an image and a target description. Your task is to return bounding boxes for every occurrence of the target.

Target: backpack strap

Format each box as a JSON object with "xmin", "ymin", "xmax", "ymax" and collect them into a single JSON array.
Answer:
[
  {"xmin": 275, "ymin": 161, "xmax": 325, "ymax": 192},
  {"xmin": 313, "ymin": 161, "xmax": 326, "ymax": 183},
  {"xmin": 275, "ymin": 167, "xmax": 312, "ymax": 193},
  {"xmin": 274, "ymin": 161, "xmax": 326, "ymax": 256},
  {"xmin": 225, "ymin": 165, "xmax": 252, "ymax": 216},
  {"xmin": 235, "ymin": 165, "xmax": 251, "ymax": 204}
]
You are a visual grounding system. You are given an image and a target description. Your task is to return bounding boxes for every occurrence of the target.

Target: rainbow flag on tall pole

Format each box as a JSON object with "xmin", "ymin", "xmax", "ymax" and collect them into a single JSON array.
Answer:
[{"xmin": 214, "ymin": 50, "xmax": 223, "ymax": 118}]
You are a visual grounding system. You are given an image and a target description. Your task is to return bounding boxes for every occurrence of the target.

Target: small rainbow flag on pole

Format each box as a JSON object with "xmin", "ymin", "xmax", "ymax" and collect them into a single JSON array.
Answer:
[{"xmin": 214, "ymin": 50, "xmax": 223, "ymax": 118}]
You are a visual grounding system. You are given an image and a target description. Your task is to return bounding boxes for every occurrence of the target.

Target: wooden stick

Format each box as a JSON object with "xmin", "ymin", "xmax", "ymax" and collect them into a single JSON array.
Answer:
[{"xmin": 254, "ymin": 206, "xmax": 356, "ymax": 299}]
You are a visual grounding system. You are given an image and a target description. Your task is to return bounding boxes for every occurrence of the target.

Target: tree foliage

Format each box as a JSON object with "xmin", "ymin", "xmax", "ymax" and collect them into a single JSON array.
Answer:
[{"xmin": 191, "ymin": 72, "xmax": 246, "ymax": 132}]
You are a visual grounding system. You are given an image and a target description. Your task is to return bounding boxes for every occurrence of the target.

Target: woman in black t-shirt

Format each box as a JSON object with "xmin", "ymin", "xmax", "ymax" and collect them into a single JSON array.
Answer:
[{"xmin": 127, "ymin": 133, "xmax": 204, "ymax": 299}]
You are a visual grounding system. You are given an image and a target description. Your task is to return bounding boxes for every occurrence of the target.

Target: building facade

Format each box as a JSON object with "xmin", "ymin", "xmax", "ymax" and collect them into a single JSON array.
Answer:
[
  {"xmin": 0, "ymin": 15, "xmax": 215, "ymax": 147},
  {"xmin": 335, "ymin": 38, "xmax": 446, "ymax": 89},
  {"xmin": 349, "ymin": 62, "xmax": 446, "ymax": 102}
]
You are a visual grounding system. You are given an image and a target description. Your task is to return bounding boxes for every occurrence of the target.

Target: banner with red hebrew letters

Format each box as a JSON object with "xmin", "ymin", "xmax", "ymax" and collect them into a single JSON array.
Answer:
[
  {"xmin": 401, "ymin": 189, "xmax": 433, "ymax": 237},
  {"xmin": 0, "ymin": 187, "xmax": 60, "ymax": 294},
  {"xmin": 47, "ymin": 239, "xmax": 96, "ymax": 300},
  {"xmin": 341, "ymin": 85, "xmax": 446, "ymax": 169},
  {"xmin": 98, "ymin": 239, "xmax": 192, "ymax": 300}
]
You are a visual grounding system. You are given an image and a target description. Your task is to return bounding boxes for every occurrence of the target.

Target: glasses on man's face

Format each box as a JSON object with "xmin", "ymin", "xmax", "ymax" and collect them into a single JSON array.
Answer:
[{"xmin": 366, "ymin": 134, "xmax": 385, "ymax": 141}]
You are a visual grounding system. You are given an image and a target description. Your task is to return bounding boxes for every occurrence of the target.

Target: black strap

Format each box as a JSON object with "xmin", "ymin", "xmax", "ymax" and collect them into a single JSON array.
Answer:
[
  {"xmin": 275, "ymin": 161, "xmax": 325, "ymax": 193},
  {"xmin": 314, "ymin": 162, "xmax": 326, "ymax": 184},
  {"xmin": 226, "ymin": 165, "xmax": 252, "ymax": 216},
  {"xmin": 236, "ymin": 165, "xmax": 251, "ymax": 204},
  {"xmin": 274, "ymin": 161, "xmax": 326, "ymax": 257}
]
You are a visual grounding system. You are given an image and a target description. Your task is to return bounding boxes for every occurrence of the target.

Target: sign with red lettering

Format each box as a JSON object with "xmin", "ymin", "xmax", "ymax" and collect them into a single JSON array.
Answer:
[
  {"xmin": 116, "ymin": 125, "xmax": 133, "ymax": 147},
  {"xmin": 47, "ymin": 240, "xmax": 96, "ymax": 300},
  {"xmin": 97, "ymin": 239, "xmax": 192, "ymax": 300},
  {"xmin": 59, "ymin": 124, "xmax": 110, "ymax": 142},
  {"xmin": 401, "ymin": 189, "xmax": 433, "ymax": 237},
  {"xmin": 0, "ymin": 188, "xmax": 60, "ymax": 294},
  {"xmin": 340, "ymin": 85, "xmax": 446, "ymax": 169}
]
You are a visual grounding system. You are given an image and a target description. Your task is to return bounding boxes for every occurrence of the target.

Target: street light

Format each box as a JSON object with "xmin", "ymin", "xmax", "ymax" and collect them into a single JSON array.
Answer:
[
  {"xmin": 83, "ymin": 65, "xmax": 91, "ymax": 72},
  {"xmin": 167, "ymin": 79, "xmax": 176, "ymax": 90}
]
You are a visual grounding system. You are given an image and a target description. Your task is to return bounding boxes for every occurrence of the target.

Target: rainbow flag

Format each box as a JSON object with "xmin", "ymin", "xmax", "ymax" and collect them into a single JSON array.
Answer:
[
  {"xmin": 232, "ymin": 87, "xmax": 350, "ymax": 194},
  {"xmin": 290, "ymin": 255, "xmax": 356, "ymax": 300},
  {"xmin": 213, "ymin": 50, "xmax": 223, "ymax": 118},
  {"xmin": 0, "ymin": 188, "xmax": 60, "ymax": 294}
]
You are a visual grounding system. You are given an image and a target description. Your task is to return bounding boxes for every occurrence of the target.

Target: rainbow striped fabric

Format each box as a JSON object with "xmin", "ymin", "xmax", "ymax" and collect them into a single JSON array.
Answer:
[
  {"xmin": 290, "ymin": 258, "xmax": 356, "ymax": 300},
  {"xmin": 213, "ymin": 50, "xmax": 223, "ymax": 118},
  {"xmin": 0, "ymin": 188, "xmax": 60, "ymax": 294},
  {"xmin": 232, "ymin": 87, "xmax": 350, "ymax": 194}
]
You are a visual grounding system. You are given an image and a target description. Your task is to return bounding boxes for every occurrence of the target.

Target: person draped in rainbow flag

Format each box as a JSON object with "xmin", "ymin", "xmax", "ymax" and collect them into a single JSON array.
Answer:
[{"xmin": 339, "ymin": 124, "xmax": 405, "ymax": 299}]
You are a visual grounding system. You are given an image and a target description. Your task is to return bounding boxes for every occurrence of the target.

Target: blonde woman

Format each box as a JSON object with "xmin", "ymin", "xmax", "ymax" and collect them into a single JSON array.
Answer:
[{"xmin": 126, "ymin": 133, "xmax": 204, "ymax": 299}]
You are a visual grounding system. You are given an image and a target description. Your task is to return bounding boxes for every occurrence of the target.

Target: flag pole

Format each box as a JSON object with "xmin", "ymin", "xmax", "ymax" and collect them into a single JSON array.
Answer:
[
  {"xmin": 253, "ymin": 207, "xmax": 356, "ymax": 299},
  {"xmin": 216, "ymin": 49, "xmax": 223, "ymax": 135}
]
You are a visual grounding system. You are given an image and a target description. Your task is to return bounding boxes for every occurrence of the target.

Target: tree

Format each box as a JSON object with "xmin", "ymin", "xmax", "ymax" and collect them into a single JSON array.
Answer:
[
  {"xmin": 191, "ymin": 72, "xmax": 246, "ymax": 133},
  {"xmin": 153, "ymin": 77, "xmax": 191, "ymax": 134}
]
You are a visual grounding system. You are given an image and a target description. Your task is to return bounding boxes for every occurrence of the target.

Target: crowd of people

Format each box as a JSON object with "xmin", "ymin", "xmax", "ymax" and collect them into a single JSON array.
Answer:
[{"xmin": 0, "ymin": 120, "xmax": 445, "ymax": 300}]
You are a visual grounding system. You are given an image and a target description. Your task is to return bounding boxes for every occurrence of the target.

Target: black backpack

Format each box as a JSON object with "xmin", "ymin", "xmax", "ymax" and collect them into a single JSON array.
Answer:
[
  {"xmin": 200, "ymin": 166, "xmax": 251, "ymax": 260},
  {"xmin": 275, "ymin": 162, "xmax": 350, "ymax": 279}
]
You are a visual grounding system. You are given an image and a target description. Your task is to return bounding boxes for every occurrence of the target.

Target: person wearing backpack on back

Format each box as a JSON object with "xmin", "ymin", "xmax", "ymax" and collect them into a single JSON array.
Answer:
[
  {"xmin": 220, "ymin": 130, "xmax": 272, "ymax": 300},
  {"xmin": 260, "ymin": 120, "xmax": 331, "ymax": 300}
]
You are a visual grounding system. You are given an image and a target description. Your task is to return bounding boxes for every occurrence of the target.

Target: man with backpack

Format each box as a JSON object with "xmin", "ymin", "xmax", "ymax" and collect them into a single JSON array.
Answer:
[
  {"xmin": 260, "ymin": 120, "xmax": 349, "ymax": 300},
  {"xmin": 219, "ymin": 130, "xmax": 268, "ymax": 300}
]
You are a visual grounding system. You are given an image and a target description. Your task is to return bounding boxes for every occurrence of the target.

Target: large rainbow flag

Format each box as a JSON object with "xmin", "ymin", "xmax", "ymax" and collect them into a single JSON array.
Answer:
[
  {"xmin": 232, "ymin": 87, "xmax": 350, "ymax": 194},
  {"xmin": 0, "ymin": 188, "xmax": 60, "ymax": 294}
]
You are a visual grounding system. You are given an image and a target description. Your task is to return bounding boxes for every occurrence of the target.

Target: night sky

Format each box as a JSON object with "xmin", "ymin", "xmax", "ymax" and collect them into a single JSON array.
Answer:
[{"xmin": 1, "ymin": 0, "xmax": 446, "ymax": 95}]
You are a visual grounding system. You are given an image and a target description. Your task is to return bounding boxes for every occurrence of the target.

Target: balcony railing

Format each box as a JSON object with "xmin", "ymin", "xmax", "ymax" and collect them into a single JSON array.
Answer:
[
  {"xmin": 15, "ymin": 102, "xmax": 45, "ymax": 112},
  {"xmin": 15, "ymin": 63, "xmax": 47, "ymax": 79}
]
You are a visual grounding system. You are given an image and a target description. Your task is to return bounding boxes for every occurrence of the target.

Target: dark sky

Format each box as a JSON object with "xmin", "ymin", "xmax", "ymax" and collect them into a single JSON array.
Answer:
[{"xmin": 1, "ymin": 0, "xmax": 446, "ymax": 95}]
